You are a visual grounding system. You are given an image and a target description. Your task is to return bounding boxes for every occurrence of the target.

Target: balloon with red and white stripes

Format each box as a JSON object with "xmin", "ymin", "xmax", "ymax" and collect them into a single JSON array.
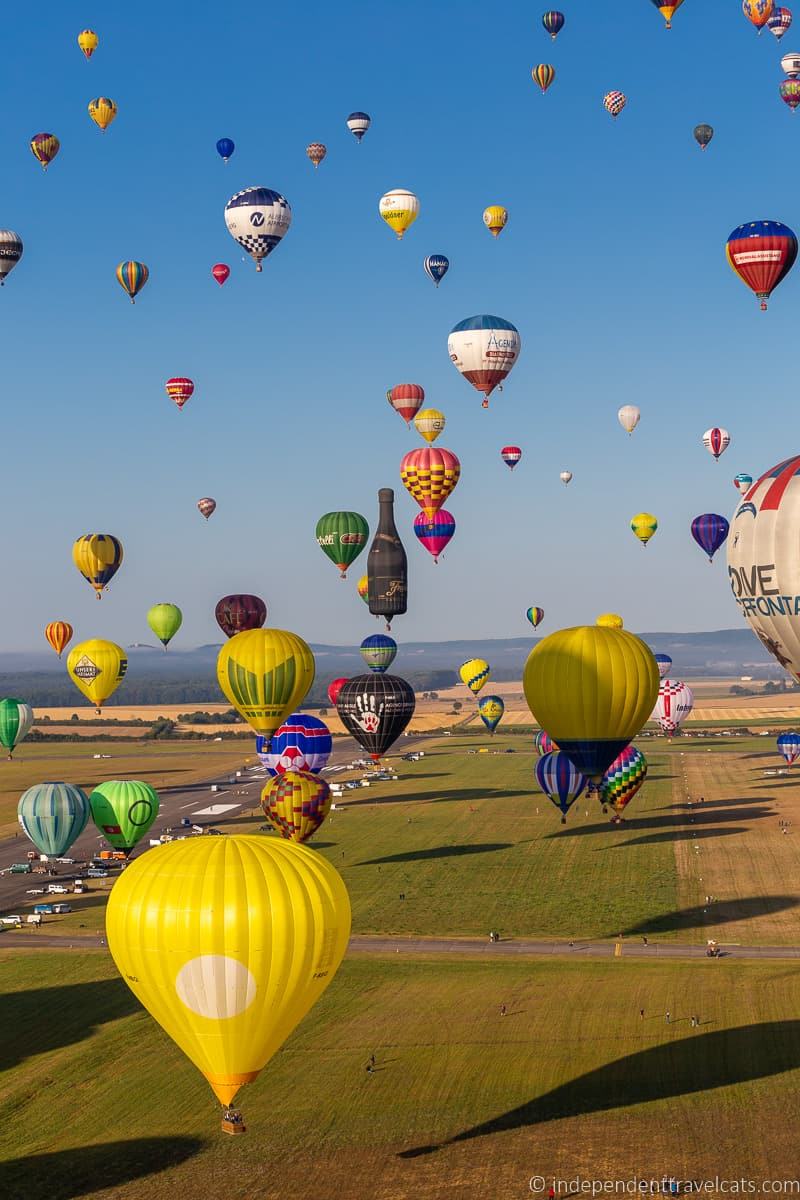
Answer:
[
  {"xmin": 702, "ymin": 427, "xmax": 730, "ymax": 461},
  {"xmin": 652, "ymin": 679, "xmax": 694, "ymax": 736},
  {"xmin": 501, "ymin": 445, "xmax": 522, "ymax": 470},
  {"xmin": 165, "ymin": 377, "xmax": 194, "ymax": 411}
]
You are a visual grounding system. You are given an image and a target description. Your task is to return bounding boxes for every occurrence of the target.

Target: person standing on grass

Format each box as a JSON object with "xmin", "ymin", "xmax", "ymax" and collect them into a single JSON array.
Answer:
[
  {"xmin": 500, "ymin": 1004, "xmax": 506, "ymax": 1017},
  {"xmin": 640, "ymin": 1008, "xmax": 645, "ymax": 1020},
  {"xmin": 666, "ymin": 1010, "xmax": 671, "ymax": 1024}
]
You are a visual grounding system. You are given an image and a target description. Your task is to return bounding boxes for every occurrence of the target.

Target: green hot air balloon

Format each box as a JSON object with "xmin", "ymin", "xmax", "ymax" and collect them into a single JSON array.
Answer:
[
  {"xmin": 18, "ymin": 782, "xmax": 91, "ymax": 857},
  {"xmin": 0, "ymin": 698, "xmax": 34, "ymax": 759},
  {"xmin": 315, "ymin": 512, "xmax": 369, "ymax": 578},
  {"xmin": 90, "ymin": 780, "xmax": 159, "ymax": 854},
  {"xmin": 147, "ymin": 603, "xmax": 183, "ymax": 650}
]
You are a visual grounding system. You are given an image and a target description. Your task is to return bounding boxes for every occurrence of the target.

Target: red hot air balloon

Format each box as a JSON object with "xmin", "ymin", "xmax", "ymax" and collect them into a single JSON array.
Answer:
[
  {"xmin": 197, "ymin": 497, "xmax": 216, "ymax": 519},
  {"xmin": 215, "ymin": 594, "xmax": 268, "ymax": 638},
  {"xmin": 165, "ymin": 377, "xmax": 194, "ymax": 410},
  {"xmin": 413, "ymin": 509, "xmax": 455, "ymax": 563},
  {"xmin": 387, "ymin": 384, "xmax": 425, "ymax": 425},
  {"xmin": 501, "ymin": 445, "xmax": 522, "ymax": 470},
  {"xmin": 327, "ymin": 677, "xmax": 349, "ymax": 707},
  {"xmin": 211, "ymin": 263, "xmax": 230, "ymax": 286},
  {"xmin": 726, "ymin": 221, "xmax": 798, "ymax": 310}
]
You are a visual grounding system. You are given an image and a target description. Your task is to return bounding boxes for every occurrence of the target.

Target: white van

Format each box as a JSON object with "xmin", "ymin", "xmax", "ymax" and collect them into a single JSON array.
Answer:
[{"xmin": 47, "ymin": 884, "xmax": 69, "ymax": 895}]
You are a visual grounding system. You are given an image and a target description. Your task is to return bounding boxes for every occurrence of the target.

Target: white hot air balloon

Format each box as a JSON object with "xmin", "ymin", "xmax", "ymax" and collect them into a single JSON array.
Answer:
[
  {"xmin": 560, "ymin": 471, "xmax": 573, "ymax": 486},
  {"xmin": 728, "ymin": 453, "xmax": 800, "ymax": 682},
  {"xmin": 224, "ymin": 187, "xmax": 291, "ymax": 271},
  {"xmin": 781, "ymin": 51, "xmax": 800, "ymax": 76},
  {"xmin": 653, "ymin": 678, "xmax": 694, "ymax": 736},
  {"xmin": 703, "ymin": 427, "xmax": 730, "ymax": 462},
  {"xmin": 0, "ymin": 231, "xmax": 23, "ymax": 285},
  {"xmin": 346, "ymin": 111, "xmax": 371, "ymax": 142},
  {"xmin": 378, "ymin": 189, "xmax": 420, "ymax": 240},
  {"xmin": 447, "ymin": 315, "xmax": 522, "ymax": 409},
  {"xmin": 618, "ymin": 405, "xmax": 641, "ymax": 435}
]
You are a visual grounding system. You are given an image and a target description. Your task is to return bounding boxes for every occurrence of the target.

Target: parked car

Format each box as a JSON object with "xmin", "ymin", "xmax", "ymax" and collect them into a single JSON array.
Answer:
[
  {"xmin": 0, "ymin": 916, "xmax": 22, "ymax": 927},
  {"xmin": 34, "ymin": 904, "xmax": 54, "ymax": 914},
  {"xmin": 56, "ymin": 857, "xmax": 75, "ymax": 865},
  {"xmin": 87, "ymin": 869, "xmax": 108, "ymax": 878},
  {"xmin": 10, "ymin": 863, "xmax": 32, "ymax": 874},
  {"xmin": 47, "ymin": 884, "xmax": 69, "ymax": 894}
]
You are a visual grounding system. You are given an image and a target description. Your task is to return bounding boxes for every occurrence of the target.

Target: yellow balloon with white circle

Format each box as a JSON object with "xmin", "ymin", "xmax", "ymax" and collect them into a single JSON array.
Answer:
[
  {"xmin": 105, "ymin": 836, "xmax": 351, "ymax": 1117},
  {"xmin": 483, "ymin": 205, "xmax": 508, "ymax": 238},
  {"xmin": 413, "ymin": 408, "xmax": 446, "ymax": 444},
  {"xmin": 378, "ymin": 188, "xmax": 419, "ymax": 239}
]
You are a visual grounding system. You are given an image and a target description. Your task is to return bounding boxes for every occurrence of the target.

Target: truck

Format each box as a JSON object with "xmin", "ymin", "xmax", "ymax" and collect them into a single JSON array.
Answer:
[{"xmin": 26, "ymin": 914, "xmax": 42, "ymax": 926}]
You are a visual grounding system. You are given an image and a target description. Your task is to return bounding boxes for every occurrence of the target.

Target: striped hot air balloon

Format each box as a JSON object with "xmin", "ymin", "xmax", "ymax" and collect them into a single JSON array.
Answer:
[
  {"xmin": 45, "ymin": 621, "xmax": 73, "ymax": 658},
  {"xmin": 116, "ymin": 261, "xmax": 148, "ymax": 303},
  {"xmin": 413, "ymin": 510, "xmax": 455, "ymax": 563},
  {"xmin": 534, "ymin": 751, "xmax": 587, "ymax": 823},
  {"xmin": 703, "ymin": 427, "xmax": 730, "ymax": 461},
  {"xmin": 726, "ymin": 221, "xmax": 797, "ymax": 310},
  {"xmin": 531, "ymin": 64, "xmax": 556, "ymax": 93},
  {"xmin": 387, "ymin": 383, "xmax": 425, "ymax": 425},
  {"xmin": 448, "ymin": 315, "xmax": 521, "ymax": 408},
  {"xmin": 165, "ymin": 377, "xmax": 194, "ymax": 410},
  {"xmin": 501, "ymin": 445, "xmax": 522, "ymax": 470}
]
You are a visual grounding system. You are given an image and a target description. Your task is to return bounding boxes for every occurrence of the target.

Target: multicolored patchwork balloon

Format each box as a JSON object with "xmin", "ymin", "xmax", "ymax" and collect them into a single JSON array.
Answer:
[
  {"xmin": 261, "ymin": 770, "xmax": 331, "ymax": 843},
  {"xmin": 599, "ymin": 745, "xmax": 648, "ymax": 819},
  {"xmin": 527, "ymin": 607, "xmax": 544, "ymax": 629},
  {"xmin": 400, "ymin": 448, "xmax": 460, "ymax": 519}
]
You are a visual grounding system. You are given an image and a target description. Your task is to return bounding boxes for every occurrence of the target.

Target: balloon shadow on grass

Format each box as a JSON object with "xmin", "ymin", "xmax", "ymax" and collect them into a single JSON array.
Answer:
[
  {"xmin": 0, "ymin": 1137, "xmax": 206, "ymax": 1200},
  {"xmin": 611, "ymin": 894, "xmax": 800, "ymax": 937},
  {"xmin": 0, "ymin": 978, "xmax": 140, "ymax": 1072},
  {"xmin": 355, "ymin": 843, "xmax": 512, "ymax": 866},
  {"xmin": 346, "ymin": 788, "xmax": 530, "ymax": 808},
  {"xmin": 604, "ymin": 827, "xmax": 750, "ymax": 849},
  {"xmin": 547, "ymin": 807, "xmax": 772, "ymax": 840},
  {"xmin": 398, "ymin": 1021, "xmax": 800, "ymax": 1158}
]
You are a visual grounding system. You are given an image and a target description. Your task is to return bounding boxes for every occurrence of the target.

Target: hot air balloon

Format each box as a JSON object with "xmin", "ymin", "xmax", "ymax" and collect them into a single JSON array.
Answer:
[
  {"xmin": 770, "ymin": 6, "xmax": 793, "ymax": 36},
  {"xmin": 0, "ymin": 231, "xmax": 23, "ymax": 285},
  {"xmin": 216, "ymin": 629, "xmax": 315, "ymax": 738},
  {"xmin": 535, "ymin": 730, "xmax": 559, "ymax": 756},
  {"xmin": 483, "ymin": 206, "xmax": 508, "ymax": 238},
  {"xmin": 224, "ymin": 187, "xmax": 292, "ymax": 271},
  {"xmin": 778, "ymin": 731, "xmax": 800, "ymax": 764},
  {"xmin": 413, "ymin": 510, "xmax": 455, "ymax": 563},
  {"xmin": 357, "ymin": 575, "xmax": 369, "ymax": 606},
  {"xmin": 379, "ymin": 189, "xmax": 419, "ymax": 240},
  {"xmin": 478, "ymin": 695, "xmax": 504, "ymax": 734},
  {"xmin": 560, "ymin": 471, "xmax": 573, "ymax": 486},
  {"xmin": 197, "ymin": 497, "xmax": 216, "ymax": 519},
  {"xmin": 527, "ymin": 607, "xmax": 545, "ymax": 629},
  {"xmin": 693, "ymin": 124, "xmax": 714, "ymax": 150},
  {"xmin": 501, "ymin": 445, "xmax": 522, "ymax": 470},
  {"xmin": 703, "ymin": 427, "xmax": 731, "ymax": 461},
  {"xmin": 691, "ymin": 514, "xmax": 730, "ymax": 562},
  {"xmin": 30, "ymin": 133, "xmax": 59, "ymax": 170},
  {"xmin": 165, "ymin": 377, "xmax": 194, "ymax": 410},
  {"xmin": 781, "ymin": 50, "xmax": 800, "ymax": 74},
  {"xmin": 780, "ymin": 78, "xmax": 800, "ymax": 109},
  {"xmin": 90, "ymin": 780, "xmax": 159, "ymax": 854},
  {"xmin": 45, "ymin": 621, "xmax": 73, "ymax": 658},
  {"xmin": 414, "ymin": 408, "xmax": 445, "ymax": 443},
  {"xmin": 258, "ymin": 713, "xmax": 332, "ymax": 776},
  {"xmin": 18, "ymin": 782, "xmax": 91, "ymax": 857},
  {"xmin": 596, "ymin": 613, "xmax": 624, "ymax": 630},
  {"xmin": 105, "ymin": 837, "xmax": 350, "ymax": 1130},
  {"xmin": 523, "ymin": 619, "xmax": 659, "ymax": 779},
  {"xmin": 448, "ymin": 315, "xmax": 521, "ymax": 408},
  {"xmin": 460, "ymin": 658, "xmax": 490, "ymax": 695},
  {"xmin": 261, "ymin": 770, "xmax": 331, "ymax": 842},
  {"xmin": 653, "ymin": 678, "xmax": 693, "ymax": 736},
  {"xmin": 618, "ymin": 405, "xmax": 641, "ymax": 435},
  {"xmin": 88, "ymin": 97, "xmax": 117, "ymax": 131},
  {"xmin": 424, "ymin": 255, "xmax": 449, "ymax": 286},
  {"xmin": 531, "ymin": 64, "xmax": 556, "ymax": 93},
  {"xmin": 0, "ymin": 699, "xmax": 33, "ymax": 760},
  {"xmin": 631, "ymin": 513, "xmax": 658, "ymax": 546},
  {"xmin": 67, "ymin": 640, "xmax": 127, "ymax": 713},
  {"xmin": 335, "ymin": 674, "xmax": 415, "ymax": 760},
  {"xmin": 215, "ymin": 595, "xmax": 267, "ymax": 639},
  {"xmin": 654, "ymin": 653, "xmax": 672, "ymax": 679},
  {"xmin": 306, "ymin": 142, "xmax": 327, "ymax": 168},
  {"xmin": 347, "ymin": 112, "xmax": 371, "ymax": 141},
  {"xmin": 603, "ymin": 92, "xmax": 627, "ymax": 118},
  {"xmin": 212, "ymin": 263, "xmax": 230, "ymax": 286},
  {"xmin": 600, "ymin": 745, "xmax": 648, "ymax": 820},
  {"xmin": 387, "ymin": 383, "xmax": 425, "ymax": 425},
  {"xmin": 400, "ymin": 447, "xmax": 461, "ymax": 518},
  {"xmin": 725, "ymin": 453, "xmax": 800, "ymax": 682},
  {"xmin": 743, "ymin": 0, "xmax": 775, "ymax": 32},
  {"xmin": 542, "ymin": 11, "xmax": 565, "ymax": 39},
  {"xmin": 534, "ymin": 751, "xmax": 587, "ymax": 823},
  {"xmin": 327, "ymin": 678, "xmax": 348, "ymax": 707},
  {"xmin": 726, "ymin": 221, "xmax": 797, "ymax": 310},
  {"xmin": 78, "ymin": 29, "xmax": 98, "ymax": 59},
  {"xmin": 216, "ymin": 138, "xmax": 235, "ymax": 162},
  {"xmin": 650, "ymin": 0, "xmax": 685, "ymax": 28},
  {"xmin": 72, "ymin": 533, "xmax": 123, "ymax": 598},
  {"xmin": 116, "ymin": 261, "xmax": 148, "ymax": 303},
  {"xmin": 147, "ymin": 603, "xmax": 183, "ymax": 649},
  {"xmin": 316, "ymin": 512, "xmax": 369, "ymax": 578},
  {"xmin": 734, "ymin": 472, "xmax": 753, "ymax": 494},
  {"xmin": 360, "ymin": 634, "xmax": 397, "ymax": 673}
]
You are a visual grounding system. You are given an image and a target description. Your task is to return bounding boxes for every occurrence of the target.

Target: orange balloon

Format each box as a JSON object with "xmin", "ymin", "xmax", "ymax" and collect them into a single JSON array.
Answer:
[{"xmin": 45, "ymin": 621, "xmax": 74, "ymax": 658}]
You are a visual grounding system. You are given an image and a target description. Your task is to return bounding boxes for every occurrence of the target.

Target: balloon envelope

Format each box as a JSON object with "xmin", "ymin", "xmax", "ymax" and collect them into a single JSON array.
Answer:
[
  {"xmin": 653, "ymin": 679, "xmax": 694, "ymax": 736},
  {"xmin": 423, "ymin": 255, "xmax": 449, "ymax": 286},
  {"xmin": 90, "ymin": 780, "xmax": 159, "ymax": 853},
  {"xmin": 618, "ymin": 405, "xmax": 640, "ymax": 434},
  {"xmin": 72, "ymin": 533, "xmax": 123, "ymax": 597},
  {"xmin": 360, "ymin": 634, "xmax": 397, "ymax": 673},
  {"xmin": 336, "ymin": 674, "xmax": 415, "ymax": 760},
  {"xmin": 400, "ymin": 447, "xmax": 460, "ymax": 519},
  {"xmin": 501, "ymin": 446, "xmax": 522, "ymax": 469},
  {"xmin": 379, "ymin": 189, "xmax": 419, "ymax": 240},
  {"xmin": 18, "ymin": 782, "xmax": 90, "ymax": 857},
  {"xmin": 224, "ymin": 187, "xmax": 291, "ymax": 271},
  {"xmin": 654, "ymin": 653, "xmax": 672, "ymax": 679},
  {"xmin": 0, "ymin": 699, "xmax": 33, "ymax": 758},
  {"xmin": 216, "ymin": 137, "xmax": 235, "ymax": 161},
  {"xmin": 703, "ymin": 427, "xmax": 730, "ymax": 461},
  {"xmin": 388, "ymin": 383, "xmax": 425, "ymax": 425},
  {"xmin": 327, "ymin": 678, "xmax": 349, "ymax": 707},
  {"xmin": 66, "ymin": 640, "xmax": 127, "ymax": 712},
  {"xmin": 261, "ymin": 770, "xmax": 331, "ymax": 842},
  {"xmin": 258, "ymin": 713, "xmax": 333, "ymax": 776},
  {"xmin": 631, "ymin": 513, "xmax": 658, "ymax": 546},
  {"xmin": 147, "ymin": 603, "xmax": 182, "ymax": 648},
  {"xmin": 691, "ymin": 514, "xmax": 730, "ymax": 562},
  {"xmin": 460, "ymin": 658, "xmax": 490, "ymax": 695},
  {"xmin": 534, "ymin": 751, "xmax": 587, "ymax": 821},
  {"xmin": 215, "ymin": 595, "xmax": 267, "ymax": 638},
  {"xmin": 316, "ymin": 512, "xmax": 369, "ymax": 578},
  {"xmin": 413, "ymin": 509, "xmax": 455, "ymax": 562},
  {"xmin": 527, "ymin": 607, "xmax": 545, "ymax": 629},
  {"xmin": 212, "ymin": 264, "xmax": 230, "ymax": 286},
  {"xmin": 414, "ymin": 408, "xmax": 445, "ymax": 443},
  {"xmin": 45, "ymin": 621, "xmax": 73, "ymax": 658},
  {"xmin": 216, "ymin": 629, "xmax": 315, "ymax": 737},
  {"xmin": 478, "ymin": 695, "xmax": 504, "ymax": 733},
  {"xmin": 599, "ymin": 745, "xmax": 648, "ymax": 816},
  {"xmin": 777, "ymin": 731, "xmax": 800, "ymax": 764},
  {"xmin": 726, "ymin": 221, "xmax": 797, "ymax": 310},
  {"xmin": 448, "ymin": 315, "xmax": 521, "ymax": 407}
]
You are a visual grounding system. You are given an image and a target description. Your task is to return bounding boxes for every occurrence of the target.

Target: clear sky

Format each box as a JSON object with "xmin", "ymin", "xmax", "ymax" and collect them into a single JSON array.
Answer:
[{"xmin": 3, "ymin": 1, "xmax": 798, "ymax": 653}]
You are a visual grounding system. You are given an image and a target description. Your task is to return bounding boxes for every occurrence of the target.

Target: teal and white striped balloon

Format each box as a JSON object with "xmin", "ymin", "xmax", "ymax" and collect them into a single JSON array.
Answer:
[
  {"xmin": 18, "ymin": 782, "xmax": 91, "ymax": 857},
  {"xmin": 0, "ymin": 697, "xmax": 34, "ymax": 759}
]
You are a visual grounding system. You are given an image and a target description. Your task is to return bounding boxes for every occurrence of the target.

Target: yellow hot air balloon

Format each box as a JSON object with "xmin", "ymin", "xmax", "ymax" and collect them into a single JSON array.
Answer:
[
  {"xmin": 631, "ymin": 513, "xmax": 658, "ymax": 547},
  {"xmin": 105, "ymin": 836, "xmax": 350, "ymax": 1128},
  {"xmin": 216, "ymin": 629, "xmax": 315, "ymax": 737},
  {"xmin": 483, "ymin": 205, "xmax": 508, "ymax": 238},
  {"xmin": 413, "ymin": 408, "xmax": 446, "ymax": 444},
  {"xmin": 653, "ymin": 1, "xmax": 684, "ymax": 29},
  {"xmin": 67, "ymin": 639, "xmax": 127, "ymax": 714},
  {"xmin": 378, "ymin": 188, "xmax": 419, "ymax": 240},
  {"xmin": 460, "ymin": 658, "xmax": 490, "ymax": 696},
  {"xmin": 596, "ymin": 613, "xmax": 624, "ymax": 630},
  {"xmin": 88, "ymin": 97, "xmax": 117, "ymax": 132},
  {"xmin": 78, "ymin": 29, "xmax": 99, "ymax": 59},
  {"xmin": 72, "ymin": 533, "xmax": 123, "ymax": 598},
  {"xmin": 523, "ymin": 622, "xmax": 659, "ymax": 780}
]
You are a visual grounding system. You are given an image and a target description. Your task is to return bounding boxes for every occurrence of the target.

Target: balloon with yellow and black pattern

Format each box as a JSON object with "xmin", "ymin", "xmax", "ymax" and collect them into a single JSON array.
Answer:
[{"xmin": 72, "ymin": 534, "xmax": 123, "ymax": 599}]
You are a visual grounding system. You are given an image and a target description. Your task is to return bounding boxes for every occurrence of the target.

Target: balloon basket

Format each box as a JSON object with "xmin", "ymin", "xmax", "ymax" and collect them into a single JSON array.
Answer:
[{"xmin": 221, "ymin": 1111, "xmax": 246, "ymax": 1135}]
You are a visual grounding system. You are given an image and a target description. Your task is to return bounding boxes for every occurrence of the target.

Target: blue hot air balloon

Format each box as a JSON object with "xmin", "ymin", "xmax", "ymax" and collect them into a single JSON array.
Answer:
[
  {"xmin": 534, "ymin": 751, "xmax": 587, "ymax": 823},
  {"xmin": 256, "ymin": 713, "xmax": 333, "ymax": 777},
  {"xmin": 778, "ymin": 731, "xmax": 800, "ymax": 765},
  {"xmin": 360, "ymin": 634, "xmax": 397, "ymax": 673},
  {"xmin": 216, "ymin": 137, "xmax": 235, "ymax": 162},
  {"xmin": 423, "ymin": 255, "xmax": 450, "ymax": 287},
  {"xmin": 690, "ymin": 513, "xmax": 730, "ymax": 562},
  {"xmin": 18, "ymin": 782, "xmax": 91, "ymax": 857},
  {"xmin": 542, "ymin": 10, "xmax": 565, "ymax": 39},
  {"xmin": 478, "ymin": 695, "xmax": 505, "ymax": 734},
  {"xmin": 654, "ymin": 653, "xmax": 672, "ymax": 679}
]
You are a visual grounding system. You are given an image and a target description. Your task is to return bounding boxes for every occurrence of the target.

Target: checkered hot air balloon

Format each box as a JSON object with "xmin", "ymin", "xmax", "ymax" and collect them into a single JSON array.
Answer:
[
  {"xmin": 400, "ymin": 447, "xmax": 461, "ymax": 519},
  {"xmin": 261, "ymin": 770, "xmax": 331, "ymax": 843},
  {"xmin": 603, "ymin": 91, "xmax": 627, "ymax": 118},
  {"xmin": 224, "ymin": 187, "xmax": 292, "ymax": 272},
  {"xmin": 599, "ymin": 745, "xmax": 648, "ymax": 821}
]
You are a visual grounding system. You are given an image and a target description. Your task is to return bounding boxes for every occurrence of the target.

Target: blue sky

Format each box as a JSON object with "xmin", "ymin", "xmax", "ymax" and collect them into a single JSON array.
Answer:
[{"xmin": 3, "ymin": 1, "xmax": 798, "ymax": 652}]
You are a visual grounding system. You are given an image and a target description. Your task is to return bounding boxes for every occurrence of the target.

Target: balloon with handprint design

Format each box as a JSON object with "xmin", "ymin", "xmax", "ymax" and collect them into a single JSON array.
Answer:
[{"xmin": 335, "ymin": 674, "xmax": 415, "ymax": 760}]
